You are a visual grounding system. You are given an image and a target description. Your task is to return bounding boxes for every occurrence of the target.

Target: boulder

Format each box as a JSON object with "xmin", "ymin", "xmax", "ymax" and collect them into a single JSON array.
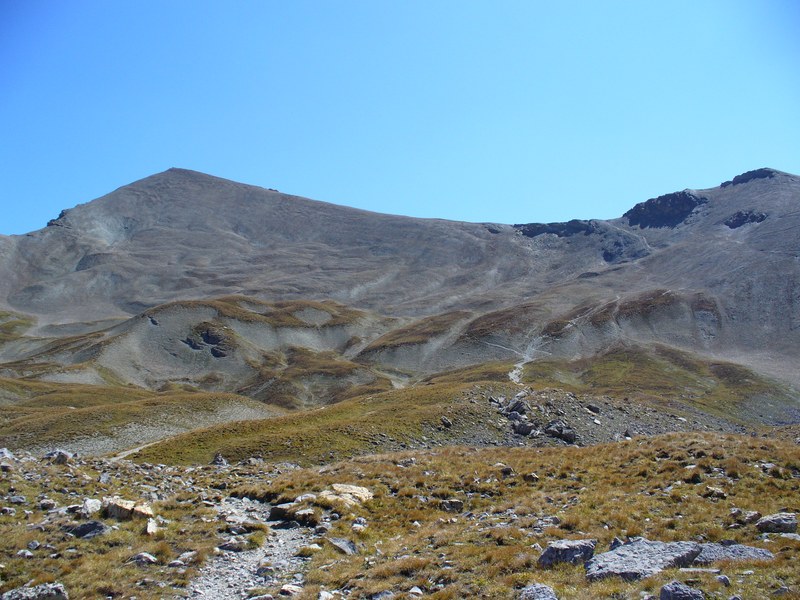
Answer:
[
  {"xmin": 544, "ymin": 420, "xmax": 576, "ymax": 444},
  {"xmin": 585, "ymin": 538, "xmax": 701, "ymax": 581},
  {"xmin": 518, "ymin": 583, "xmax": 558, "ymax": 600},
  {"xmin": 538, "ymin": 539, "xmax": 596, "ymax": 567},
  {"xmin": 102, "ymin": 496, "xmax": 153, "ymax": 520},
  {"xmin": 62, "ymin": 520, "xmax": 109, "ymax": 539},
  {"xmin": 693, "ymin": 542, "xmax": 774, "ymax": 565},
  {"xmin": 44, "ymin": 449, "xmax": 73, "ymax": 465},
  {"xmin": 269, "ymin": 502, "xmax": 298, "ymax": 521},
  {"xmin": 755, "ymin": 513, "xmax": 797, "ymax": 533},
  {"xmin": 81, "ymin": 498, "xmax": 102, "ymax": 518},
  {"xmin": 514, "ymin": 421, "xmax": 536, "ymax": 436},
  {"xmin": 659, "ymin": 581, "xmax": 704, "ymax": 599},
  {"xmin": 210, "ymin": 451, "xmax": 228, "ymax": 466},
  {"xmin": 0, "ymin": 448, "xmax": 15, "ymax": 461},
  {"xmin": 0, "ymin": 582, "xmax": 69, "ymax": 599},
  {"xmin": 318, "ymin": 484, "xmax": 373, "ymax": 509}
]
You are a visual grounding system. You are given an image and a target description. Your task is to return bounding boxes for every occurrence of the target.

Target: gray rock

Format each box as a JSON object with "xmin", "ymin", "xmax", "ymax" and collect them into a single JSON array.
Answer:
[
  {"xmin": 269, "ymin": 502, "xmax": 298, "ymax": 521},
  {"xmin": 544, "ymin": 420, "xmax": 576, "ymax": 444},
  {"xmin": 538, "ymin": 539, "xmax": 596, "ymax": 567},
  {"xmin": 518, "ymin": 583, "xmax": 558, "ymax": 600},
  {"xmin": 439, "ymin": 498, "xmax": 464, "ymax": 512},
  {"xmin": 129, "ymin": 551, "xmax": 158, "ymax": 565},
  {"xmin": 693, "ymin": 542, "xmax": 774, "ymax": 565},
  {"xmin": 80, "ymin": 498, "xmax": 102, "ymax": 518},
  {"xmin": 210, "ymin": 451, "xmax": 228, "ymax": 466},
  {"xmin": 585, "ymin": 538, "xmax": 701, "ymax": 581},
  {"xmin": 328, "ymin": 537, "xmax": 358, "ymax": 555},
  {"xmin": 440, "ymin": 416, "xmax": 452, "ymax": 428},
  {"xmin": 62, "ymin": 520, "xmax": 109, "ymax": 539},
  {"xmin": 44, "ymin": 449, "xmax": 73, "ymax": 465},
  {"xmin": 514, "ymin": 421, "xmax": 536, "ymax": 436},
  {"xmin": 0, "ymin": 448, "xmax": 15, "ymax": 461},
  {"xmin": 660, "ymin": 581, "xmax": 704, "ymax": 600},
  {"xmin": 756, "ymin": 513, "xmax": 797, "ymax": 533},
  {"xmin": 0, "ymin": 582, "xmax": 69, "ymax": 599},
  {"xmin": 716, "ymin": 575, "xmax": 731, "ymax": 587},
  {"xmin": 8, "ymin": 495, "xmax": 26, "ymax": 504}
]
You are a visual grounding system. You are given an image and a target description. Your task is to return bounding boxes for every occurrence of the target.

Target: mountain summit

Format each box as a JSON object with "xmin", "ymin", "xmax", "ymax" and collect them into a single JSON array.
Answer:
[{"xmin": 1, "ymin": 167, "xmax": 799, "ymax": 392}]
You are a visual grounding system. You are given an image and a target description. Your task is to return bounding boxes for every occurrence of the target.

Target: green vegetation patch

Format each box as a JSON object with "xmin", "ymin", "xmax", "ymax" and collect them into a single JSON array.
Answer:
[
  {"xmin": 364, "ymin": 311, "xmax": 472, "ymax": 352},
  {"xmin": 522, "ymin": 344, "xmax": 794, "ymax": 424},
  {"xmin": 133, "ymin": 381, "xmax": 514, "ymax": 466}
]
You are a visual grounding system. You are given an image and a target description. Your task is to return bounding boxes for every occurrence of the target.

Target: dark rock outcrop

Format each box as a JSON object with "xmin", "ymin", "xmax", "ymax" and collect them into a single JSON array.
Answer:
[
  {"xmin": 724, "ymin": 210, "xmax": 767, "ymax": 229},
  {"xmin": 624, "ymin": 191, "xmax": 708, "ymax": 228},
  {"xmin": 721, "ymin": 168, "xmax": 777, "ymax": 187}
]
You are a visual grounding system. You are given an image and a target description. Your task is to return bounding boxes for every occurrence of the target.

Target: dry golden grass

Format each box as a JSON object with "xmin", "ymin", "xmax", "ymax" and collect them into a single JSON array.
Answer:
[
  {"xmin": 363, "ymin": 311, "xmax": 472, "ymax": 352},
  {"xmin": 233, "ymin": 432, "xmax": 800, "ymax": 599}
]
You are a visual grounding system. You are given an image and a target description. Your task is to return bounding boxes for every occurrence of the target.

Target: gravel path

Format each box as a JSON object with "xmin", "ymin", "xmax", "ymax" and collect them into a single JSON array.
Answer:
[{"xmin": 183, "ymin": 496, "xmax": 315, "ymax": 599}]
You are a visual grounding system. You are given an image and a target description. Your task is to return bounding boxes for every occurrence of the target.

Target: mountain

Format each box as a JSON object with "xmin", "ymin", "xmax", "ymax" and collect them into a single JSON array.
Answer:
[{"xmin": 0, "ymin": 166, "xmax": 798, "ymax": 443}]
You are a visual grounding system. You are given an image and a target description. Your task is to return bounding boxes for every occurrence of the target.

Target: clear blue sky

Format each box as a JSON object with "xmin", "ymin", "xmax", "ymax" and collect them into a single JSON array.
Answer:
[{"xmin": 1, "ymin": 1, "xmax": 798, "ymax": 235}]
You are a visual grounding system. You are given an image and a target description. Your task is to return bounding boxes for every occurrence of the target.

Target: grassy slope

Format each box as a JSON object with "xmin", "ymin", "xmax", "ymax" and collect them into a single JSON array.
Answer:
[
  {"xmin": 522, "ymin": 345, "xmax": 796, "ymax": 424},
  {"xmin": 235, "ymin": 432, "xmax": 800, "ymax": 599},
  {"xmin": 133, "ymin": 381, "xmax": 516, "ymax": 466},
  {"xmin": 0, "ymin": 375, "xmax": 283, "ymax": 453}
]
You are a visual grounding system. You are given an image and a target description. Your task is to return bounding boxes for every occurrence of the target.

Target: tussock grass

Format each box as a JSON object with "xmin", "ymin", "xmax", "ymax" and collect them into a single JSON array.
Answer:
[
  {"xmin": 0, "ymin": 391, "xmax": 280, "ymax": 452},
  {"xmin": 234, "ymin": 432, "xmax": 800, "ymax": 599},
  {"xmin": 133, "ymin": 382, "xmax": 512, "ymax": 466}
]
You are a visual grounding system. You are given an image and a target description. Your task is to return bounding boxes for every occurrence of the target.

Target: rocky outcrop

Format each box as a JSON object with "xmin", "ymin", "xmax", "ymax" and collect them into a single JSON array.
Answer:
[
  {"xmin": 724, "ymin": 210, "xmax": 767, "ymax": 229},
  {"xmin": 721, "ymin": 168, "xmax": 777, "ymax": 187},
  {"xmin": 584, "ymin": 538, "xmax": 701, "ymax": 581},
  {"xmin": 624, "ymin": 191, "xmax": 708, "ymax": 228}
]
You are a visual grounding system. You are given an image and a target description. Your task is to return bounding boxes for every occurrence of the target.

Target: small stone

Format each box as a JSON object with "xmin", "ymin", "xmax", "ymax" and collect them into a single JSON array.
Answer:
[
  {"xmin": 327, "ymin": 537, "xmax": 358, "ymax": 555},
  {"xmin": 717, "ymin": 575, "xmax": 731, "ymax": 587},
  {"xmin": 440, "ymin": 416, "xmax": 452, "ymax": 428},
  {"xmin": 523, "ymin": 472, "xmax": 540, "ymax": 483},
  {"xmin": 44, "ymin": 449, "xmax": 73, "ymax": 465},
  {"xmin": 280, "ymin": 584, "xmax": 303, "ymax": 596},
  {"xmin": 144, "ymin": 518, "xmax": 159, "ymax": 536},
  {"xmin": 129, "ymin": 552, "xmax": 158, "ymax": 565},
  {"xmin": 518, "ymin": 583, "xmax": 558, "ymax": 600},
  {"xmin": 659, "ymin": 581, "xmax": 704, "ymax": 600},
  {"xmin": 210, "ymin": 452, "xmax": 228, "ymax": 467},
  {"xmin": 409, "ymin": 587, "xmax": 424, "ymax": 597},
  {"xmin": 39, "ymin": 499, "xmax": 57, "ymax": 511},
  {"xmin": 702, "ymin": 486, "xmax": 727, "ymax": 499},
  {"xmin": 438, "ymin": 498, "xmax": 464, "ymax": 513}
]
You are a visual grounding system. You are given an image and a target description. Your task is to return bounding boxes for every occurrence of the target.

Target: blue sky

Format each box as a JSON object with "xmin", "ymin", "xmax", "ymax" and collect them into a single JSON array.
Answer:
[{"xmin": 1, "ymin": 1, "xmax": 798, "ymax": 235}]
